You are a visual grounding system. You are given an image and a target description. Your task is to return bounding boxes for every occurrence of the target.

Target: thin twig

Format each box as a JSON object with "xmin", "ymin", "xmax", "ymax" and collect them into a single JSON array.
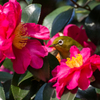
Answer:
[{"xmin": 70, "ymin": 0, "xmax": 92, "ymax": 11}]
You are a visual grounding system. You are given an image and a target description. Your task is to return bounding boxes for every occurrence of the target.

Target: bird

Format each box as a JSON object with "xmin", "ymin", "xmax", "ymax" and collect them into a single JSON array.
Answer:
[{"xmin": 50, "ymin": 36, "xmax": 83, "ymax": 59}]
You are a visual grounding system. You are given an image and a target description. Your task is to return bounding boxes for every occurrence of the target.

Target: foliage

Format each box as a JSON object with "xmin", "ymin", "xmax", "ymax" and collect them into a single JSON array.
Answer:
[{"xmin": 0, "ymin": 0, "xmax": 100, "ymax": 100}]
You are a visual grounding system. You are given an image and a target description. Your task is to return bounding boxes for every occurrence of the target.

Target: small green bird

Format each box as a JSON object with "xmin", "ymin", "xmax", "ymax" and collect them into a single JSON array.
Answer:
[{"xmin": 50, "ymin": 36, "xmax": 83, "ymax": 59}]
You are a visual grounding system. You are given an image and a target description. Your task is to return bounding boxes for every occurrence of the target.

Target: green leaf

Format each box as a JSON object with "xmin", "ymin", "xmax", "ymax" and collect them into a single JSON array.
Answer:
[
  {"xmin": 43, "ymin": 83, "xmax": 57, "ymax": 100},
  {"xmin": 18, "ymin": 71, "xmax": 33, "ymax": 85},
  {"xmin": 0, "ymin": 82, "xmax": 6, "ymax": 100},
  {"xmin": 11, "ymin": 85, "xmax": 29, "ymax": 100},
  {"xmin": 84, "ymin": 5, "xmax": 100, "ymax": 45},
  {"xmin": 19, "ymin": 1, "xmax": 27, "ymax": 10},
  {"xmin": 47, "ymin": 53, "xmax": 59, "ymax": 78},
  {"xmin": 2, "ymin": 80, "xmax": 11, "ymax": 99},
  {"xmin": 51, "ymin": 8, "xmax": 74, "ymax": 37},
  {"xmin": 34, "ymin": 83, "xmax": 58, "ymax": 100},
  {"xmin": 3, "ymin": 58, "xmax": 14, "ymax": 71},
  {"xmin": 22, "ymin": 4, "xmax": 41, "ymax": 23},
  {"xmin": 28, "ymin": 57, "xmax": 50, "ymax": 82},
  {"xmin": 89, "ymin": 1, "xmax": 100, "ymax": 10},
  {"xmin": 61, "ymin": 92, "xmax": 76, "ymax": 100},
  {"xmin": 96, "ymin": 88, "xmax": 100, "ymax": 94},
  {"xmin": 26, "ymin": 0, "xmax": 33, "ymax": 4},
  {"xmin": 76, "ymin": 86, "xmax": 97, "ymax": 100},
  {"xmin": 74, "ymin": 98, "xmax": 81, "ymax": 100},
  {"xmin": 0, "ymin": 72, "xmax": 13, "ymax": 82},
  {"xmin": 34, "ymin": 83, "xmax": 47, "ymax": 100},
  {"xmin": 43, "ymin": 6, "xmax": 73, "ymax": 35}
]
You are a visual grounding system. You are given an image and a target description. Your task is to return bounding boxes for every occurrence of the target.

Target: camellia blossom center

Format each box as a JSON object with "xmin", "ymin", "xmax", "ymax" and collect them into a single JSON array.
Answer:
[
  {"xmin": 13, "ymin": 23, "xmax": 29, "ymax": 49},
  {"xmin": 66, "ymin": 54, "xmax": 83, "ymax": 68}
]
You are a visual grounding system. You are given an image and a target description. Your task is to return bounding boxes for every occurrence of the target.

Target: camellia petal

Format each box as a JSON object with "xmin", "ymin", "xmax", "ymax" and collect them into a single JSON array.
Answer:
[
  {"xmin": 0, "ymin": 0, "xmax": 50, "ymax": 74},
  {"xmin": 26, "ymin": 40, "xmax": 48, "ymax": 57},
  {"xmin": 11, "ymin": 47, "xmax": 31, "ymax": 74},
  {"xmin": 67, "ymin": 71, "xmax": 80, "ymax": 90},
  {"xmin": 48, "ymin": 46, "xmax": 100, "ymax": 99},
  {"xmin": 30, "ymin": 54, "xmax": 44, "ymax": 69},
  {"xmin": 63, "ymin": 24, "xmax": 96, "ymax": 54},
  {"xmin": 25, "ymin": 23, "xmax": 50, "ymax": 40}
]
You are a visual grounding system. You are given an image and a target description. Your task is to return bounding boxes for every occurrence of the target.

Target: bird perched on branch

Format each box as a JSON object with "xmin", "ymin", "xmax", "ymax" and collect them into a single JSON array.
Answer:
[{"xmin": 50, "ymin": 36, "xmax": 83, "ymax": 59}]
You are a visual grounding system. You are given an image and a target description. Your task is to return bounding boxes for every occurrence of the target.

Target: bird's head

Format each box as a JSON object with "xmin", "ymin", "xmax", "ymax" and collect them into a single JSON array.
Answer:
[{"xmin": 50, "ymin": 36, "xmax": 82, "ymax": 59}]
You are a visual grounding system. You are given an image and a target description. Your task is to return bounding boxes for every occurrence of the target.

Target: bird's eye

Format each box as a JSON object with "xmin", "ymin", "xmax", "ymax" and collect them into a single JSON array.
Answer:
[{"xmin": 58, "ymin": 39, "xmax": 63, "ymax": 45}]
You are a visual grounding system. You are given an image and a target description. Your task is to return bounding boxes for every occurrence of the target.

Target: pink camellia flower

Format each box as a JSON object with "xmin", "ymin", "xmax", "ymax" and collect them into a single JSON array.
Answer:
[
  {"xmin": 63, "ymin": 24, "xmax": 96, "ymax": 54},
  {"xmin": 0, "ymin": 0, "xmax": 50, "ymax": 74},
  {"xmin": 49, "ymin": 46, "xmax": 98, "ymax": 99},
  {"xmin": 45, "ymin": 24, "xmax": 96, "ymax": 54}
]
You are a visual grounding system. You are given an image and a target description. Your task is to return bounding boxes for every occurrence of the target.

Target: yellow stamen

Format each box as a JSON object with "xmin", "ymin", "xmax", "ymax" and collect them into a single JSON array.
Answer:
[
  {"xmin": 13, "ymin": 23, "xmax": 28, "ymax": 49},
  {"xmin": 66, "ymin": 54, "xmax": 83, "ymax": 68}
]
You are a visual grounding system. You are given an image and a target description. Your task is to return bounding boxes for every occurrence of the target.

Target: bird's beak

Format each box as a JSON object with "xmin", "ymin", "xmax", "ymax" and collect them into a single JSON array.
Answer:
[{"xmin": 49, "ymin": 44, "xmax": 57, "ymax": 47}]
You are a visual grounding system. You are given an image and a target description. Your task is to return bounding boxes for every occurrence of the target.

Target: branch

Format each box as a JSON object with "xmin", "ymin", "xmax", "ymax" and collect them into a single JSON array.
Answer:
[{"xmin": 70, "ymin": 0, "xmax": 92, "ymax": 11}]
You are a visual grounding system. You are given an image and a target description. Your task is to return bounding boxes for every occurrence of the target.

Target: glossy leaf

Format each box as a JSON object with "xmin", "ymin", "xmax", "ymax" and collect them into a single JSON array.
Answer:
[
  {"xmin": 0, "ymin": 82, "xmax": 6, "ymax": 100},
  {"xmin": 2, "ymin": 80, "xmax": 11, "ymax": 99},
  {"xmin": 76, "ymin": 86, "xmax": 97, "ymax": 100},
  {"xmin": 84, "ymin": 5, "xmax": 100, "ymax": 45},
  {"xmin": 51, "ymin": 8, "xmax": 74, "ymax": 37},
  {"xmin": 43, "ymin": 83, "xmax": 57, "ymax": 100},
  {"xmin": 61, "ymin": 92, "xmax": 76, "ymax": 100},
  {"xmin": 34, "ymin": 83, "xmax": 47, "ymax": 100},
  {"xmin": 28, "ymin": 57, "xmax": 50, "ymax": 82},
  {"xmin": 47, "ymin": 53, "xmax": 59, "ymax": 78},
  {"xmin": 43, "ymin": 6, "xmax": 74, "ymax": 35},
  {"xmin": 3, "ymin": 58, "xmax": 14, "ymax": 71},
  {"xmin": 18, "ymin": 71, "xmax": 33, "ymax": 85},
  {"xmin": 0, "ymin": 72, "xmax": 13, "ymax": 82},
  {"xmin": 11, "ymin": 85, "xmax": 29, "ymax": 100},
  {"xmin": 26, "ymin": 0, "xmax": 33, "ymax": 4},
  {"xmin": 91, "ymin": 69, "xmax": 100, "ymax": 89},
  {"xmin": 34, "ymin": 83, "xmax": 58, "ymax": 100},
  {"xmin": 22, "ymin": 4, "xmax": 41, "ymax": 23}
]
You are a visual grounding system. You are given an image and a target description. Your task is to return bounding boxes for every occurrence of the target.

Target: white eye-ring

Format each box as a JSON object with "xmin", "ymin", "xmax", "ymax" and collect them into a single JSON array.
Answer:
[{"xmin": 58, "ymin": 39, "xmax": 63, "ymax": 45}]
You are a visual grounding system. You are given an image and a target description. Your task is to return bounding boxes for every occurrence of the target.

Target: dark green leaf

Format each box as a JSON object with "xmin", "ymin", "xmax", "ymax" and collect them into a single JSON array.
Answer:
[
  {"xmin": 51, "ymin": 8, "xmax": 74, "ymax": 37},
  {"xmin": 0, "ymin": 82, "xmax": 6, "ymax": 100},
  {"xmin": 43, "ymin": 83, "xmax": 57, "ymax": 100},
  {"xmin": 11, "ymin": 85, "xmax": 29, "ymax": 100},
  {"xmin": 47, "ymin": 53, "xmax": 59, "ymax": 78},
  {"xmin": 2, "ymin": 80, "xmax": 11, "ymax": 99},
  {"xmin": 18, "ymin": 71, "xmax": 33, "ymax": 85},
  {"xmin": 34, "ymin": 83, "xmax": 58, "ymax": 100},
  {"xmin": 43, "ymin": 6, "xmax": 73, "ymax": 34},
  {"xmin": 28, "ymin": 57, "xmax": 50, "ymax": 82},
  {"xmin": 84, "ymin": 5, "xmax": 100, "ymax": 45},
  {"xmin": 34, "ymin": 83, "xmax": 47, "ymax": 100},
  {"xmin": 91, "ymin": 70, "xmax": 100, "ymax": 88},
  {"xmin": 0, "ymin": 72, "xmax": 13, "ymax": 82},
  {"xmin": 61, "ymin": 92, "xmax": 76, "ymax": 100},
  {"xmin": 22, "ymin": 4, "xmax": 41, "ymax": 23},
  {"xmin": 26, "ymin": 0, "xmax": 33, "ymax": 4},
  {"xmin": 74, "ymin": 98, "xmax": 81, "ymax": 100},
  {"xmin": 3, "ymin": 58, "xmax": 14, "ymax": 71},
  {"xmin": 76, "ymin": 86, "xmax": 97, "ymax": 100}
]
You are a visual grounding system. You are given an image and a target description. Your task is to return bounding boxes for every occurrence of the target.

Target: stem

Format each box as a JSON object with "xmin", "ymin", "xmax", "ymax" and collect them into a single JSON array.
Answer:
[{"xmin": 70, "ymin": 0, "xmax": 92, "ymax": 11}]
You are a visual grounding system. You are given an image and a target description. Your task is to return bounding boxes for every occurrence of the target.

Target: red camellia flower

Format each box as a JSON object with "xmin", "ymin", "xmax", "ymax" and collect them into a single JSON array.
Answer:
[
  {"xmin": 49, "ymin": 46, "xmax": 99, "ymax": 99},
  {"xmin": 0, "ymin": 0, "xmax": 50, "ymax": 74},
  {"xmin": 63, "ymin": 24, "xmax": 96, "ymax": 54},
  {"xmin": 45, "ymin": 24, "xmax": 96, "ymax": 54}
]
